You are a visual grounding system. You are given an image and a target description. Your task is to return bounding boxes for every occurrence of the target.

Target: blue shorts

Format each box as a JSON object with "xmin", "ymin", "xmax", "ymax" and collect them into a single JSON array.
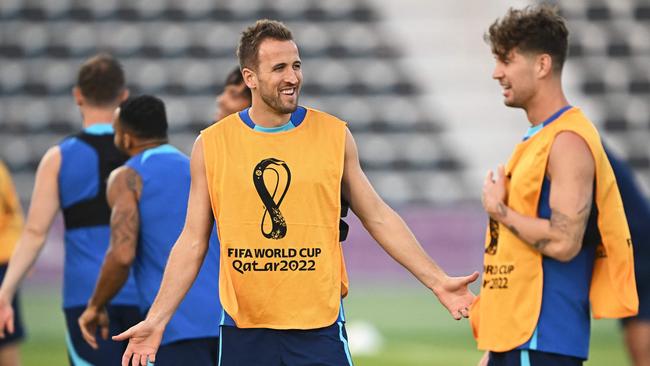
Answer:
[
  {"xmin": 219, "ymin": 322, "xmax": 353, "ymax": 366},
  {"xmin": 489, "ymin": 350, "xmax": 583, "ymax": 366},
  {"xmin": 0, "ymin": 264, "xmax": 24, "ymax": 347},
  {"xmin": 64, "ymin": 305, "xmax": 143, "ymax": 366},
  {"xmin": 151, "ymin": 337, "xmax": 219, "ymax": 366}
]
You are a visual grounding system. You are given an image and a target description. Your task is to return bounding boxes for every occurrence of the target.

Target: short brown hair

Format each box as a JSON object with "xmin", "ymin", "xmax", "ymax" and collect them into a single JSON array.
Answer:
[
  {"xmin": 225, "ymin": 67, "xmax": 251, "ymax": 102},
  {"xmin": 237, "ymin": 19, "xmax": 294, "ymax": 70},
  {"xmin": 76, "ymin": 53, "xmax": 126, "ymax": 106},
  {"xmin": 485, "ymin": 5, "xmax": 569, "ymax": 73}
]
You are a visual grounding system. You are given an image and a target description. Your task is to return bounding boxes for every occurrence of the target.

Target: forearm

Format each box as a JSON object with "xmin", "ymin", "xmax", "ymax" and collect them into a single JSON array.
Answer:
[
  {"xmin": 361, "ymin": 203, "xmax": 446, "ymax": 291},
  {"xmin": 495, "ymin": 203, "xmax": 582, "ymax": 261},
  {"xmin": 0, "ymin": 229, "xmax": 47, "ymax": 299},
  {"xmin": 145, "ymin": 233, "xmax": 208, "ymax": 325},
  {"xmin": 87, "ymin": 252, "xmax": 132, "ymax": 310}
]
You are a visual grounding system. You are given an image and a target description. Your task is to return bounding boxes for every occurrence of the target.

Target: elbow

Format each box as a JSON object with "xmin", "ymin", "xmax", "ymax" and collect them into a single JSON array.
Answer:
[
  {"xmin": 109, "ymin": 248, "xmax": 136, "ymax": 268},
  {"xmin": 546, "ymin": 241, "xmax": 581, "ymax": 262}
]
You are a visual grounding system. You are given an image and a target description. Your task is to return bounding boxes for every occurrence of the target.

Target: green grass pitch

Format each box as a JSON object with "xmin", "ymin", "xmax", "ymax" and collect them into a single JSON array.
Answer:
[{"xmin": 19, "ymin": 283, "xmax": 628, "ymax": 365}]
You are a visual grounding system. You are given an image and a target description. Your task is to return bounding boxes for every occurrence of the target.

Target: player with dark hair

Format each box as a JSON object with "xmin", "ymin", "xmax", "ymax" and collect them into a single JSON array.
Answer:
[
  {"xmin": 114, "ymin": 19, "xmax": 478, "ymax": 366},
  {"xmin": 0, "ymin": 160, "xmax": 25, "ymax": 366},
  {"xmin": 78, "ymin": 95, "xmax": 221, "ymax": 365},
  {"xmin": 0, "ymin": 54, "xmax": 142, "ymax": 366},
  {"xmin": 473, "ymin": 6, "xmax": 637, "ymax": 366},
  {"xmin": 214, "ymin": 67, "xmax": 252, "ymax": 121}
]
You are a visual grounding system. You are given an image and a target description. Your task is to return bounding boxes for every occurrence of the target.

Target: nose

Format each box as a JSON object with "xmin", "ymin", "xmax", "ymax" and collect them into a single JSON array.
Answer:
[
  {"xmin": 284, "ymin": 69, "xmax": 299, "ymax": 85},
  {"xmin": 492, "ymin": 63, "xmax": 504, "ymax": 80}
]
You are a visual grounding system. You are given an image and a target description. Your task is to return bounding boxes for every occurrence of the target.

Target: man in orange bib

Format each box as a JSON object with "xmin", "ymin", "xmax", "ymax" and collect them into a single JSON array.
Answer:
[
  {"xmin": 114, "ymin": 19, "xmax": 479, "ymax": 366},
  {"xmin": 472, "ymin": 5, "xmax": 638, "ymax": 366}
]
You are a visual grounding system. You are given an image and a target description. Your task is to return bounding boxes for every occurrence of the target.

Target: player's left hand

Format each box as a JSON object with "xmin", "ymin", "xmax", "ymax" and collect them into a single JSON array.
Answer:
[
  {"xmin": 482, "ymin": 164, "xmax": 508, "ymax": 220},
  {"xmin": 78, "ymin": 305, "xmax": 110, "ymax": 349},
  {"xmin": 434, "ymin": 272, "xmax": 479, "ymax": 320}
]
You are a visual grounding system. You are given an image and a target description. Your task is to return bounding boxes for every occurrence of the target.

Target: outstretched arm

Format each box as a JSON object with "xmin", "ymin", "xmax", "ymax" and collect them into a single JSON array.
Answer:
[
  {"xmin": 341, "ymin": 128, "xmax": 478, "ymax": 320},
  {"xmin": 0, "ymin": 147, "xmax": 61, "ymax": 337},
  {"xmin": 482, "ymin": 131, "xmax": 594, "ymax": 262},
  {"xmin": 79, "ymin": 166, "xmax": 141, "ymax": 349},
  {"xmin": 113, "ymin": 137, "xmax": 215, "ymax": 366}
]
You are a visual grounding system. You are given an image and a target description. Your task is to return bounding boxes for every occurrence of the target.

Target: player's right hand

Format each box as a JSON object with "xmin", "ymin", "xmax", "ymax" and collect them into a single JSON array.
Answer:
[
  {"xmin": 0, "ymin": 295, "xmax": 14, "ymax": 338},
  {"xmin": 113, "ymin": 319, "xmax": 164, "ymax": 366},
  {"xmin": 78, "ymin": 305, "xmax": 110, "ymax": 349}
]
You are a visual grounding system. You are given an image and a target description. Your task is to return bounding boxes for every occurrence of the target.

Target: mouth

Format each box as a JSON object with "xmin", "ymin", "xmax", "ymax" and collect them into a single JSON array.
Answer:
[
  {"xmin": 500, "ymin": 84, "xmax": 512, "ymax": 96},
  {"xmin": 280, "ymin": 87, "xmax": 296, "ymax": 96}
]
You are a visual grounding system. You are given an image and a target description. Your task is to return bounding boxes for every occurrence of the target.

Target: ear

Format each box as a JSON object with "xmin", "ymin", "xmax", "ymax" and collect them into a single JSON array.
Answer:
[
  {"xmin": 118, "ymin": 88, "xmax": 130, "ymax": 103},
  {"xmin": 122, "ymin": 132, "xmax": 133, "ymax": 151},
  {"xmin": 242, "ymin": 67, "xmax": 257, "ymax": 90},
  {"xmin": 536, "ymin": 54, "xmax": 553, "ymax": 79},
  {"xmin": 72, "ymin": 87, "xmax": 83, "ymax": 106}
]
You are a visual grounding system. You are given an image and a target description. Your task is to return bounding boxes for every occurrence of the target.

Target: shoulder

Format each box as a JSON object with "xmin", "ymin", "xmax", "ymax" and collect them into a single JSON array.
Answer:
[
  {"xmin": 305, "ymin": 108, "xmax": 347, "ymax": 126},
  {"xmin": 40, "ymin": 145, "xmax": 62, "ymax": 168},
  {"xmin": 202, "ymin": 114, "xmax": 240, "ymax": 136},
  {"xmin": 107, "ymin": 166, "xmax": 141, "ymax": 195}
]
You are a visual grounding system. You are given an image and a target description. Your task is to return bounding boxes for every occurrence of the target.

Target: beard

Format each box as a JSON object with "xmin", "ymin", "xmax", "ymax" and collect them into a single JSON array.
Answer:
[{"xmin": 260, "ymin": 87, "xmax": 299, "ymax": 114}]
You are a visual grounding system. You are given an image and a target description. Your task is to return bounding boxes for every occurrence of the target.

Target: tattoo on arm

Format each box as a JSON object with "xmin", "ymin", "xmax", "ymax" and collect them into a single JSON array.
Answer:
[
  {"xmin": 533, "ymin": 238, "xmax": 551, "ymax": 250},
  {"xmin": 506, "ymin": 224, "xmax": 519, "ymax": 236},
  {"xmin": 125, "ymin": 169, "xmax": 140, "ymax": 195},
  {"xmin": 111, "ymin": 207, "xmax": 139, "ymax": 249},
  {"xmin": 550, "ymin": 201, "xmax": 592, "ymax": 246}
]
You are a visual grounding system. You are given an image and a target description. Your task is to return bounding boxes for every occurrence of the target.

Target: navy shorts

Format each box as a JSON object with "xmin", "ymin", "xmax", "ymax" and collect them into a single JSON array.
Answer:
[
  {"xmin": 64, "ymin": 305, "xmax": 143, "ymax": 366},
  {"xmin": 0, "ymin": 264, "xmax": 24, "ymax": 347},
  {"xmin": 488, "ymin": 350, "xmax": 583, "ymax": 366},
  {"xmin": 219, "ymin": 321, "xmax": 353, "ymax": 366},
  {"xmin": 150, "ymin": 337, "xmax": 219, "ymax": 366}
]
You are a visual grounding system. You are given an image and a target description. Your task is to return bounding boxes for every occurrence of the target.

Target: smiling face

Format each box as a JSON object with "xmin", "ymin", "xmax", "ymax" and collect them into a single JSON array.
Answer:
[
  {"xmin": 492, "ymin": 48, "xmax": 539, "ymax": 109},
  {"xmin": 248, "ymin": 39, "xmax": 302, "ymax": 115}
]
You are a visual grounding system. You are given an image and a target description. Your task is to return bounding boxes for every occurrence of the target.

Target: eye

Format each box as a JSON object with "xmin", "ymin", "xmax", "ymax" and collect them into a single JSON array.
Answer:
[{"xmin": 293, "ymin": 63, "xmax": 301, "ymax": 70}]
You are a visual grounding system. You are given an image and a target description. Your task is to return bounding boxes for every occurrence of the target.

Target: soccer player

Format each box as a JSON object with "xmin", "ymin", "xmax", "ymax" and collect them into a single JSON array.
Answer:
[
  {"xmin": 0, "ymin": 160, "xmax": 25, "ymax": 366},
  {"xmin": 78, "ymin": 95, "xmax": 221, "ymax": 365},
  {"xmin": 114, "ymin": 20, "xmax": 478, "ymax": 366},
  {"xmin": 608, "ymin": 151, "xmax": 650, "ymax": 366},
  {"xmin": 214, "ymin": 67, "xmax": 252, "ymax": 121},
  {"xmin": 0, "ymin": 54, "xmax": 142, "ymax": 365},
  {"xmin": 473, "ymin": 6, "xmax": 638, "ymax": 366}
]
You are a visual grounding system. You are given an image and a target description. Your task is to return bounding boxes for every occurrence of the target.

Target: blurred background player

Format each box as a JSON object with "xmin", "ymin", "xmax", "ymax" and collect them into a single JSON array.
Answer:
[
  {"xmin": 609, "ymin": 150, "xmax": 650, "ymax": 366},
  {"xmin": 214, "ymin": 67, "xmax": 252, "ymax": 122},
  {"xmin": 78, "ymin": 95, "xmax": 221, "ymax": 365},
  {"xmin": 0, "ymin": 54, "xmax": 142, "ymax": 365},
  {"xmin": 0, "ymin": 160, "xmax": 25, "ymax": 366},
  {"xmin": 475, "ymin": 5, "xmax": 637, "ymax": 366},
  {"xmin": 114, "ymin": 19, "xmax": 478, "ymax": 366}
]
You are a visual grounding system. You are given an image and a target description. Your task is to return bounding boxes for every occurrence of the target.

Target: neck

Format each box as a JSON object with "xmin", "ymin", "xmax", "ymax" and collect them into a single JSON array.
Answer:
[
  {"xmin": 248, "ymin": 98, "xmax": 292, "ymax": 128},
  {"xmin": 81, "ymin": 107, "xmax": 117, "ymax": 128},
  {"xmin": 524, "ymin": 83, "xmax": 569, "ymax": 126},
  {"xmin": 127, "ymin": 139, "xmax": 168, "ymax": 157}
]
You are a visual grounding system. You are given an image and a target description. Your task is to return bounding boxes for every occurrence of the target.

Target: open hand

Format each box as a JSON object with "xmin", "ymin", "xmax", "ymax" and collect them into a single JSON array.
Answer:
[
  {"xmin": 434, "ymin": 272, "xmax": 479, "ymax": 320},
  {"xmin": 113, "ymin": 319, "xmax": 164, "ymax": 366}
]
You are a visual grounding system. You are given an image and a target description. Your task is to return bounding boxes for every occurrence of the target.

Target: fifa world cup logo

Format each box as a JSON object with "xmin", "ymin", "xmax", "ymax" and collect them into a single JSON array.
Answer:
[
  {"xmin": 485, "ymin": 218, "xmax": 499, "ymax": 255},
  {"xmin": 253, "ymin": 158, "xmax": 291, "ymax": 240}
]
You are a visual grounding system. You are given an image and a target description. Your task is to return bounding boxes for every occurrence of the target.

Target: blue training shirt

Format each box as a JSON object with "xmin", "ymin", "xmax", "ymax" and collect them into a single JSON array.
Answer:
[
  {"xmin": 125, "ymin": 144, "xmax": 221, "ymax": 345},
  {"xmin": 516, "ymin": 107, "xmax": 597, "ymax": 359},
  {"xmin": 58, "ymin": 123, "xmax": 138, "ymax": 308}
]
